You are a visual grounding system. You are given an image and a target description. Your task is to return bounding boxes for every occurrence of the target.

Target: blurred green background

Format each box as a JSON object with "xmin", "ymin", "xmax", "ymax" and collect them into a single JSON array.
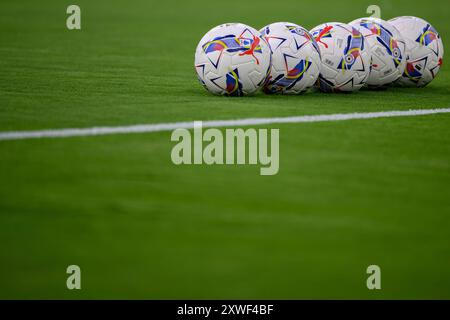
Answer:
[{"xmin": 0, "ymin": 0, "xmax": 449, "ymax": 299}]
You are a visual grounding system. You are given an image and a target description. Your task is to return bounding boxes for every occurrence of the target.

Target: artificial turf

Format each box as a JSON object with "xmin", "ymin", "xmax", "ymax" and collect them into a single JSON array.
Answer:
[{"xmin": 0, "ymin": 0, "xmax": 449, "ymax": 299}]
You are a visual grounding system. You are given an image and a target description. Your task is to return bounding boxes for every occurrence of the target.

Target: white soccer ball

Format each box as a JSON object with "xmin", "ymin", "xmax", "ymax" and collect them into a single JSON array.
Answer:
[
  {"xmin": 260, "ymin": 22, "xmax": 321, "ymax": 94},
  {"xmin": 310, "ymin": 22, "xmax": 371, "ymax": 92},
  {"xmin": 388, "ymin": 16, "xmax": 444, "ymax": 87},
  {"xmin": 194, "ymin": 23, "xmax": 271, "ymax": 96},
  {"xmin": 349, "ymin": 17, "xmax": 406, "ymax": 88}
]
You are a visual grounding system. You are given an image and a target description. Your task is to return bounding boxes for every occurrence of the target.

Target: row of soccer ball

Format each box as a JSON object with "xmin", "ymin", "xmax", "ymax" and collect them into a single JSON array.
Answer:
[{"xmin": 194, "ymin": 16, "xmax": 444, "ymax": 95}]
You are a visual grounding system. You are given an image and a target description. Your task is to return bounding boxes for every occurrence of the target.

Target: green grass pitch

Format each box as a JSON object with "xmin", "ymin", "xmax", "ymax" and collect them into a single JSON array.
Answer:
[{"xmin": 0, "ymin": 0, "xmax": 449, "ymax": 299}]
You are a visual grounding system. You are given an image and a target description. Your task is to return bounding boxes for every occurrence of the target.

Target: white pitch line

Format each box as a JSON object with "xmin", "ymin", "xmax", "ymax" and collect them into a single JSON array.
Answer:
[{"xmin": 0, "ymin": 108, "xmax": 449, "ymax": 141}]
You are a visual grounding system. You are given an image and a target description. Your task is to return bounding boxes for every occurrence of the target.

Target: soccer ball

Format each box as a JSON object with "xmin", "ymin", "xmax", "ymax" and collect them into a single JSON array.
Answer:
[
  {"xmin": 349, "ymin": 17, "xmax": 406, "ymax": 88},
  {"xmin": 194, "ymin": 23, "xmax": 271, "ymax": 96},
  {"xmin": 310, "ymin": 22, "xmax": 371, "ymax": 92},
  {"xmin": 260, "ymin": 22, "xmax": 321, "ymax": 94},
  {"xmin": 388, "ymin": 16, "xmax": 444, "ymax": 87}
]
